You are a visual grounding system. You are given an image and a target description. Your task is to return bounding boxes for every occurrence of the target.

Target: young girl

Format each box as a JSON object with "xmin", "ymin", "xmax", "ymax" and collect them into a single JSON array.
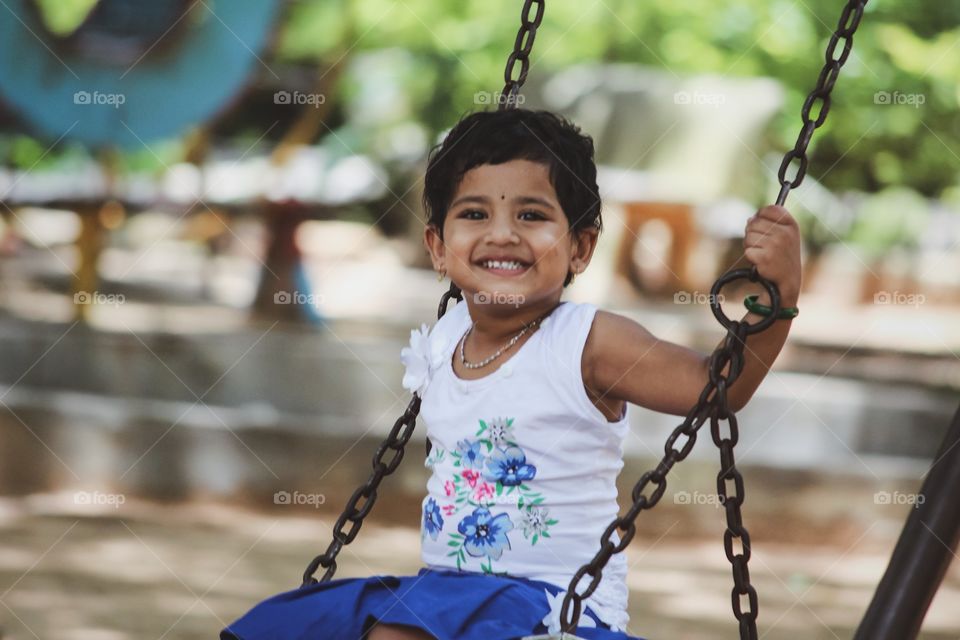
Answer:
[{"xmin": 222, "ymin": 108, "xmax": 801, "ymax": 640}]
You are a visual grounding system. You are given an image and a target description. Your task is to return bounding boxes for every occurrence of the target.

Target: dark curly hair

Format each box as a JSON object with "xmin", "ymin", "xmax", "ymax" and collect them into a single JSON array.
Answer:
[{"xmin": 422, "ymin": 108, "xmax": 603, "ymax": 287}]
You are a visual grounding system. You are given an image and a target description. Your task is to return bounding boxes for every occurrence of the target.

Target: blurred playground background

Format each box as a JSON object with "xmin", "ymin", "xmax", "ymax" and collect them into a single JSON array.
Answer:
[{"xmin": 0, "ymin": 0, "xmax": 959, "ymax": 638}]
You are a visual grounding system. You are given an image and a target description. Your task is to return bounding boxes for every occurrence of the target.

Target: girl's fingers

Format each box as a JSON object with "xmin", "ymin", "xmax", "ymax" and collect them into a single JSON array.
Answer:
[
  {"xmin": 743, "ymin": 232, "xmax": 768, "ymax": 249},
  {"xmin": 745, "ymin": 219, "xmax": 780, "ymax": 236},
  {"xmin": 747, "ymin": 215, "xmax": 797, "ymax": 236},
  {"xmin": 756, "ymin": 205, "xmax": 795, "ymax": 225},
  {"xmin": 744, "ymin": 229, "xmax": 786, "ymax": 249}
]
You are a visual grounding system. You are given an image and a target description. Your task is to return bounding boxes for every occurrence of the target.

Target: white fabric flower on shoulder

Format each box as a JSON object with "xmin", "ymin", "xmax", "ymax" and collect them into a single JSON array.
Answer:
[{"xmin": 400, "ymin": 323, "xmax": 449, "ymax": 396}]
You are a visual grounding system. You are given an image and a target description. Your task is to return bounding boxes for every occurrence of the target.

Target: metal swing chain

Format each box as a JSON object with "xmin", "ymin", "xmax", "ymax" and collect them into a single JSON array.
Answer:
[
  {"xmin": 557, "ymin": 295, "xmax": 764, "ymax": 638},
  {"xmin": 499, "ymin": 0, "xmax": 545, "ymax": 110},
  {"xmin": 300, "ymin": 0, "xmax": 539, "ymax": 587},
  {"xmin": 776, "ymin": 0, "xmax": 868, "ymax": 206},
  {"xmin": 301, "ymin": 397, "xmax": 422, "ymax": 585},
  {"xmin": 558, "ymin": 1, "xmax": 868, "ymax": 635}
]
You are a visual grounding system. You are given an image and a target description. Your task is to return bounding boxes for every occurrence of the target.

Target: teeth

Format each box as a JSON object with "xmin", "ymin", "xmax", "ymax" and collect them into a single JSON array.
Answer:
[{"xmin": 483, "ymin": 260, "xmax": 523, "ymax": 270}]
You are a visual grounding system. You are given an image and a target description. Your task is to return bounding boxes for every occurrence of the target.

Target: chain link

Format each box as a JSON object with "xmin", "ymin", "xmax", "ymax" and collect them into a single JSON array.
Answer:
[
  {"xmin": 498, "ymin": 0, "xmax": 544, "ymax": 110},
  {"xmin": 301, "ymin": 397, "xmax": 421, "ymax": 585},
  {"xmin": 777, "ymin": 0, "xmax": 867, "ymax": 206}
]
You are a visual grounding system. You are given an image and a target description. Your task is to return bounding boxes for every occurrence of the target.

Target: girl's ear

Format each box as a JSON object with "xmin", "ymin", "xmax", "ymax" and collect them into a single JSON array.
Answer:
[
  {"xmin": 570, "ymin": 226, "xmax": 599, "ymax": 271},
  {"xmin": 424, "ymin": 223, "xmax": 445, "ymax": 268}
]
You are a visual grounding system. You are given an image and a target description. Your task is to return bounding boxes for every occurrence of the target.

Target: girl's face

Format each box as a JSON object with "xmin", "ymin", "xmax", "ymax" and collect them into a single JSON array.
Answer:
[{"xmin": 424, "ymin": 159, "xmax": 597, "ymax": 312}]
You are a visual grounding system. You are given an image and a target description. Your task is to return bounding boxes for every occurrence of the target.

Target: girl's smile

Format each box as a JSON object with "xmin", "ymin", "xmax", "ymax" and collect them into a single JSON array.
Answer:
[{"xmin": 476, "ymin": 260, "xmax": 530, "ymax": 277}]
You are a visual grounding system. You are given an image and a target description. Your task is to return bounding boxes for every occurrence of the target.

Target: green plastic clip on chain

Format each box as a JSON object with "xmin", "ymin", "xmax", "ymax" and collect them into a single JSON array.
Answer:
[{"xmin": 744, "ymin": 294, "xmax": 799, "ymax": 319}]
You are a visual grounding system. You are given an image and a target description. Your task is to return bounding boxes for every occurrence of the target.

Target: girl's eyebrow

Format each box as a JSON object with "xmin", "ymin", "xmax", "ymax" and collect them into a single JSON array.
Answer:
[{"xmin": 450, "ymin": 194, "xmax": 556, "ymax": 210}]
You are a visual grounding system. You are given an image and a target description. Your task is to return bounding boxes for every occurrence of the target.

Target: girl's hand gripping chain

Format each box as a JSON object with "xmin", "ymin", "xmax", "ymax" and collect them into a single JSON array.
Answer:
[{"xmin": 743, "ymin": 204, "xmax": 802, "ymax": 308}]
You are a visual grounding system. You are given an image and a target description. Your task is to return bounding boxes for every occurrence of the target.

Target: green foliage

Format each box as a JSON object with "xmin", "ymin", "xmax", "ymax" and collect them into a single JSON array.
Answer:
[
  {"xmin": 6, "ymin": 135, "xmax": 48, "ymax": 168},
  {"xmin": 32, "ymin": 0, "xmax": 99, "ymax": 36},
  {"xmin": 849, "ymin": 187, "xmax": 929, "ymax": 256},
  {"xmin": 7, "ymin": 0, "xmax": 958, "ymax": 211},
  {"xmin": 274, "ymin": 0, "xmax": 958, "ymax": 198}
]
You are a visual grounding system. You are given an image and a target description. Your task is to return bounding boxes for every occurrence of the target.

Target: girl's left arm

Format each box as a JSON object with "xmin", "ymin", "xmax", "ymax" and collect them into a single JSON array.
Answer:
[
  {"xmin": 585, "ymin": 205, "xmax": 801, "ymax": 416},
  {"xmin": 719, "ymin": 204, "xmax": 802, "ymax": 412}
]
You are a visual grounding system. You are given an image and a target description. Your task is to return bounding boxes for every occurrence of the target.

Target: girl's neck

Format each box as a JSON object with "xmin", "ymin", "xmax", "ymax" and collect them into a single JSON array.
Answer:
[{"xmin": 466, "ymin": 300, "xmax": 562, "ymax": 345}]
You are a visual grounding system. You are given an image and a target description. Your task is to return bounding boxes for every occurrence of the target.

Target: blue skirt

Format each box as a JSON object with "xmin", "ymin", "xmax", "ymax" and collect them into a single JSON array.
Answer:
[{"xmin": 221, "ymin": 568, "xmax": 646, "ymax": 640}]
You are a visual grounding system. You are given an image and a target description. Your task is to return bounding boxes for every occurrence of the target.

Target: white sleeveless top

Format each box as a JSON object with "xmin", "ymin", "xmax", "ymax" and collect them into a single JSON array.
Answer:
[{"xmin": 400, "ymin": 300, "xmax": 631, "ymax": 632}]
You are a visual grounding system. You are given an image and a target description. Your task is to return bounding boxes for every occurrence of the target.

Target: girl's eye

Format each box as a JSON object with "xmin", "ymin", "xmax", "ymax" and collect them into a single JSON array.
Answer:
[{"xmin": 457, "ymin": 209, "xmax": 545, "ymax": 220}]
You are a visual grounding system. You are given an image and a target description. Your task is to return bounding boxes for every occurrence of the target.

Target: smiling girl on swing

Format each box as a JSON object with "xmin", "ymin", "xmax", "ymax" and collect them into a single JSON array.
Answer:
[{"xmin": 221, "ymin": 106, "xmax": 801, "ymax": 640}]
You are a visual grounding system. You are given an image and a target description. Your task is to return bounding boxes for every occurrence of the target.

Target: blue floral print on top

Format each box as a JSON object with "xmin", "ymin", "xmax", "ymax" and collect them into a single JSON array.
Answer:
[
  {"xmin": 455, "ymin": 439, "xmax": 486, "ymax": 470},
  {"xmin": 457, "ymin": 506, "xmax": 514, "ymax": 560},
  {"xmin": 435, "ymin": 417, "xmax": 559, "ymax": 575},
  {"xmin": 483, "ymin": 445, "xmax": 536, "ymax": 486},
  {"xmin": 423, "ymin": 498, "xmax": 443, "ymax": 541}
]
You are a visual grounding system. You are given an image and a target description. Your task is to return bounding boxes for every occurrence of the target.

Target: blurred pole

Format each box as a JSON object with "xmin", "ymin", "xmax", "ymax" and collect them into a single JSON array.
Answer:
[
  {"xmin": 73, "ymin": 203, "xmax": 102, "ymax": 322},
  {"xmin": 72, "ymin": 149, "xmax": 120, "ymax": 322},
  {"xmin": 853, "ymin": 401, "xmax": 960, "ymax": 640}
]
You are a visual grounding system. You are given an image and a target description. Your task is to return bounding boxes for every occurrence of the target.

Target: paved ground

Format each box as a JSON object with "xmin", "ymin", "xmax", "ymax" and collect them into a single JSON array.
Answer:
[{"xmin": 0, "ymin": 494, "xmax": 958, "ymax": 640}]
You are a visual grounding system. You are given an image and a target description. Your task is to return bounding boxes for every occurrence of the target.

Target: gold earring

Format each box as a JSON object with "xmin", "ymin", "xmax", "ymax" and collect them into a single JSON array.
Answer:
[{"xmin": 437, "ymin": 269, "xmax": 446, "ymax": 281}]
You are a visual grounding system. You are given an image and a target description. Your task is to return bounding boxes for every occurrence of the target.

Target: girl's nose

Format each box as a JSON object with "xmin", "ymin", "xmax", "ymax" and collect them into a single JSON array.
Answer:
[{"xmin": 485, "ymin": 212, "xmax": 519, "ymax": 244}]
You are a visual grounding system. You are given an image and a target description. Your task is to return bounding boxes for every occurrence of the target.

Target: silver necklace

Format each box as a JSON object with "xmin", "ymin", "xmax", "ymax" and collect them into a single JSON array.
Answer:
[{"xmin": 458, "ymin": 309, "xmax": 554, "ymax": 370}]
